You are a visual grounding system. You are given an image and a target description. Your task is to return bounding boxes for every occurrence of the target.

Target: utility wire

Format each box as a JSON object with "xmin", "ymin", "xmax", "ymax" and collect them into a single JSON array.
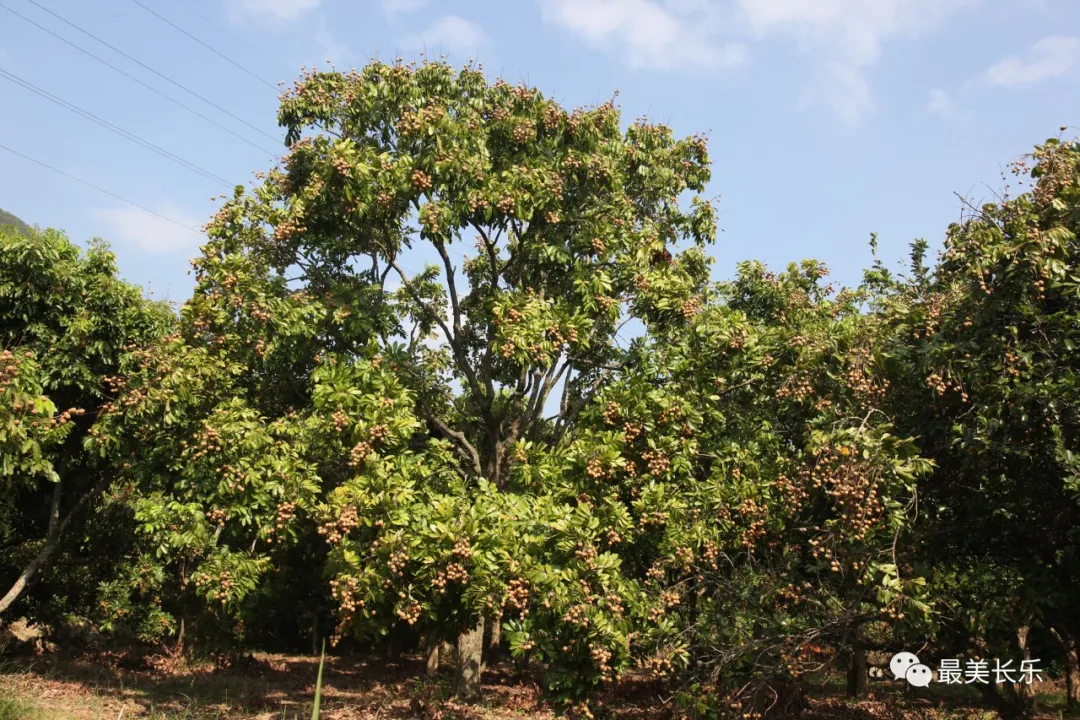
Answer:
[
  {"xmin": 0, "ymin": 2, "xmax": 279, "ymax": 156},
  {"xmin": 23, "ymin": 0, "xmax": 282, "ymax": 145},
  {"xmin": 169, "ymin": 0, "xmax": 330, "ymax": 82},
  {"xmin": 0, "ymin": 142, "xmax": 203, "ymax": 235},
  {"xmin": 0, "ymin": 68, "xmax": 233, "ymax": 188},
  {"xmin": 127, "ymin": 0, "xmax": 278, "ymax": 92},
  {"xmin": 128, "ymin": 0, "xmax": 344, "ymax": 150}
]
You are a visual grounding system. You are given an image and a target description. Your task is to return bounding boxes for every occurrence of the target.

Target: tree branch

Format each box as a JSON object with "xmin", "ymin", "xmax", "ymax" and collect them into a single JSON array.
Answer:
[{"xmin": 428, "ymin": 415, "xmax": 483, "ymax": 477}]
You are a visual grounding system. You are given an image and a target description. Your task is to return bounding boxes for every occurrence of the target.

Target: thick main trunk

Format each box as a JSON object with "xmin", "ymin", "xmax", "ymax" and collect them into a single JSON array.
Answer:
[
  {"xmin": 1050, "ymin": 627, "xmax": 1080, "ymax": 709},
  {"xmin": 486, "ymin": 616, "xmax": 501, "ymax": 661},
  {"xmin": 847, "ymin": 644, "xmax": 869, "ymax": 698},
  {"xmin": 0, "ymin": 481, "xmax": 91, "ymax": 615},
  {"xmin": 1014, "ymin": 624, "xmax": 1037, "ymax": 717},
  {"xmin": 455, "ymin": 617, "xmax": 485, "ymax": 699},
  {"xmin": 1066, "ymin": 643, "xmax": 1080, "ymax": 709}
]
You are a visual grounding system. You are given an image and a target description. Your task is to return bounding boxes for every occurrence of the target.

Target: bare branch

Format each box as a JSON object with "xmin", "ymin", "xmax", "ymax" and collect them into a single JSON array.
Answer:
[{"xmin": 427, "ymin": 415, "xmax": 483, "ymax": 477}]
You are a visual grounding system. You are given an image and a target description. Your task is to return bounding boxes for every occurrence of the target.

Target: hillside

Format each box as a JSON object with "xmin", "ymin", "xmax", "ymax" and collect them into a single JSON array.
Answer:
[{"xmin": 0, "ymin": 207, "xmax": 31, "ymax": 236}]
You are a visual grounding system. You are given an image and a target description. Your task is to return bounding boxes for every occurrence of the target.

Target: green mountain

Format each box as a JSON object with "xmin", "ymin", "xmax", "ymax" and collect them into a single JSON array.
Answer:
[{"xmin": 0, "ymin": 208, "xmax": 31, "ymax": 236}]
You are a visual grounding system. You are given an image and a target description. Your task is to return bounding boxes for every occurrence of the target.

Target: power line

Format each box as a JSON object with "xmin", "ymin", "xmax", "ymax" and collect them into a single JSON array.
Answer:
[
  {"xmin": 0, "ymin": 2, "xmax": 279, "ymax": 156},
  {"xmin": 23, "ymin": 0, "xmax": 282, "ymax": 145},
  {"xmin": 0, "ymin": 142, "xmax": 203, "ymax": 235},
  {"xmin": 127, "ymin": 0, "xmax": 278, "ymax": 92},
  {"xmin": 0, "ymin": 68, "xmax": 232, "ymax": 188}
]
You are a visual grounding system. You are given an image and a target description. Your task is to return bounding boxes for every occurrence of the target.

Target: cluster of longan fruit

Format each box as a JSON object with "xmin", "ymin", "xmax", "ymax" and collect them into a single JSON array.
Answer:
[
  {"xmin": 645, "ymin": 565, "xmax": 666, "ymax": 587},
  {"xmin": 317, "ymin": 505, "xmax": 358, "ymax": 545},
  {"xmin": 640, "ymin": 450, "xmax": 671, "ymax": 475},
  {"xmin": 586, "ymin": 457, "xmax": 606, "ymax": 479},
  {"xmin": 387, "ymin": 548, "xmax": 409, "ymax": 576},
  {"xmin": 395, "ymin": 109, "xmax": 424, "ymax": 137},
  {"xmin": 700, "ymin": 540, "xmax": 719, "ymax": 570},
  {"xmin": 545, "ymin": 324, "xmax": 577, "ymax": 351},
  {"xmin": 410, "ymin": 170, "xmax": 433, "ymax": 191},
  {"xmin": 736, "ymin": 498, "xmax": 767, "ymax": 548},
  {"xmin": 640, "ymin": 653, "xmax": 675, "ymax": 679},
  {"xmin": 658, "ymin": 405, "xmax": 683, "ymax": 426},
  {"xmin": 329, "ymin": 575, "xmax": 363, "ymax": 620},
  {"xmin": 589, "ymin": 644, "xmax": 615, "ymax": 682},
  {"xmin": 597, "ymin": 295, "xmax": 618, "ymax": 310},
  {"xmin": 331, "ymin": 410, "xmax": 349, "ymax": 432},
  {"xmin": 680, "ymin": 297, "xmax": 701, "ymax": 319},
  {"xmin": 511, "ymin": 121, "xmax": 536, "ymax": 144},
  {"xmin": 622, "ymin": 422, "xmax": 643, "ymax": 442},
  {"xmin": 349, "ymin": 441, "xmax": 372, "ymax": 467},
  {"xmin": 562, "ymin": 603, "xmax": 590, "ymax": 628},
  {"xmin": 267, "ymin": 501, "xmax": 296, "ymax": 541},
  {"xmin": 574, "ymin": 543, "xmax": 599, "ymax": 570},
  {"xmin": 845, "ymin": 347, "xmax": 888, "ymax": 401},
  {"xmin": 776, "ymin": 374, "xmax": 814, "ymax": 401},
  {"xmin": 505, "ymin": 578, "xmax": 530, "ymax": 615},
  {"xmin": 638, "ymin": 510, "xmax": 669, "ymax": 529},
  {"xmin": 774, "ymin": 473, "xmax": 808, "ymax": 512},
  {"xmin": 193, "ymin": 569, "xmax": 236, "ymax": 605},
  {"xmin": 673, "ymin": 545, "xmax": 694, "ymax": 569},
  {"xmin": 396, "ymin": 599, "xmax": 422, "ymax": 625}
]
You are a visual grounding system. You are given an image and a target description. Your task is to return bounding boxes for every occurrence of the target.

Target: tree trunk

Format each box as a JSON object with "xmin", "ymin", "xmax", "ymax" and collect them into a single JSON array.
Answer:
[
  {"xmin": 847, "ymin": 644, "xmax": 869, "ymax": 698},
  {"xmin": 0, "ymin": 482, "xmax": 92, "ymax": 615},
  {"xmin": 486, "ymin": 616, "xmax": 501, "ymax": 662},
  {"xmin": 425, "ymin": 632, "xmax": 440, "ymax": 677},
  {"xmin": 455, "ymin": 617, "xmax": 485, "ymax": 699},
  {"xmin": 1014, "ymin": 624, "xmax": 1037, "ymax": 717},
  {"xmin": 388, "ymin": 625, "xmax": 403, "ymax": 663},
  {"xmin": 1050, "ymin": 627, "xmax": 1080, "ymax": 709},
  {"xmin": 441, "ymin": 639, "xmax": 456, "ymax": 666},
  {"xmin": 175, "ymin": 616, "xmax": 186, "ymax": 657}
]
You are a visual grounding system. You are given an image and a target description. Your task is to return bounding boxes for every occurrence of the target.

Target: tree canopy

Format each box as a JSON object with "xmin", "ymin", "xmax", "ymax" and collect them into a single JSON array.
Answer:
[{"xmin": 1, "ymin": 61, "xmax": 1078, "ymax": 719}]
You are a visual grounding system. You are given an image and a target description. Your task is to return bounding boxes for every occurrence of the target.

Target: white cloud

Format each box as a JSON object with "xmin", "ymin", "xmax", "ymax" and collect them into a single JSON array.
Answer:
[
  {"xmin": 983, "ymin": 36, "xmax": 1080, "ymax": 87},
  {"xmin": 227, "ymin": 0, "xmax": 320, "ymax": 24},
  {"xmin": 381, "ymin": 0, "xmax": 428, "ymax": 15},
  {"xmin": 734, "ymin": 0, "xmax": 975, "ymax": 125},
  {"xmin": 540, "ymin": 0, "xmax": 976, "ymax": 124},
  {"xmin": 539, "ymin": 0, "xmax": 746, "ymax": 70},
  {"xmin": 927, "ymin": 88, "xmax": 954, "ymax": 119},
  {"xmin": 99, "ymin": 205, "xmax": 206, "ymax": 253},
  {"xmin": 401, "ymin": 15, "xmax": 488, "ymax": 58}
]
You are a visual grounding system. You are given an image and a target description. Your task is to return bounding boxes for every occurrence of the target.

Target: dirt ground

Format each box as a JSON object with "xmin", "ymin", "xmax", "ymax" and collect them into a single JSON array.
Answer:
[{"xmin": 0, "ymin": 648, "xmax": 1075, "ymax": 720}]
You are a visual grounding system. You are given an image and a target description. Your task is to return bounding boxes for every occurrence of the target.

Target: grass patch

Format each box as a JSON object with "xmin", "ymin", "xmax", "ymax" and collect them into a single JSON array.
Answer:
[{"xmin": 0, "ymin": 691, "xmax": 44, "ymax": 720}]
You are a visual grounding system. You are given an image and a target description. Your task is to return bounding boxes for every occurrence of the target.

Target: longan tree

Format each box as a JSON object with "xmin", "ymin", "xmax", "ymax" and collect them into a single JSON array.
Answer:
[
  {"xmin": 540, "ymin": 258, "xmax": 933, "ymax": 715},
  {"xmin": 95, "ymin": 58, "xmax": 716, "ymax": 696},
  {"xmin": 0, "ymin": 227, "xmax": 172, "ymax": 617},
  {"xmin": 876, "ymin": 136, "xmax": 1080, "ymax": 716}
]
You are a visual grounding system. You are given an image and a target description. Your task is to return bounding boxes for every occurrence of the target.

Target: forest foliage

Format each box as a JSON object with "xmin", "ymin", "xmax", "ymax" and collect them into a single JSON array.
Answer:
[{"xmin": 1, "ymin": 61, "xmax": 1078, "ymax": 719}]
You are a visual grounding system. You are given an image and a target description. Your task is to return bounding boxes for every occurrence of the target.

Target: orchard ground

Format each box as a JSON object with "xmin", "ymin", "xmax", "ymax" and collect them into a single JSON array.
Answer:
[{"xmin": 0, "ymin": 647, "xmax": 1074, "ymax": 720}]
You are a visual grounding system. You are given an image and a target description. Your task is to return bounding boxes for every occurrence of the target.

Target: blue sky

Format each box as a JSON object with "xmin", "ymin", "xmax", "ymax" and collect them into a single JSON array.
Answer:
[{"xmin": 1, "ymin": 0, "xmax": 1077, "ymax": 305}]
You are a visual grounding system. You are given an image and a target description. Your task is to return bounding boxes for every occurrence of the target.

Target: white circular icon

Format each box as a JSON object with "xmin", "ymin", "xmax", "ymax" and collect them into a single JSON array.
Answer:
[
  {"xmin": 889, "ymin": 651, "xmax": 921, "ymax": 680},
  {"xmin": 906, "ymin": 663, "xmax": 933, "ymax": 687}
]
